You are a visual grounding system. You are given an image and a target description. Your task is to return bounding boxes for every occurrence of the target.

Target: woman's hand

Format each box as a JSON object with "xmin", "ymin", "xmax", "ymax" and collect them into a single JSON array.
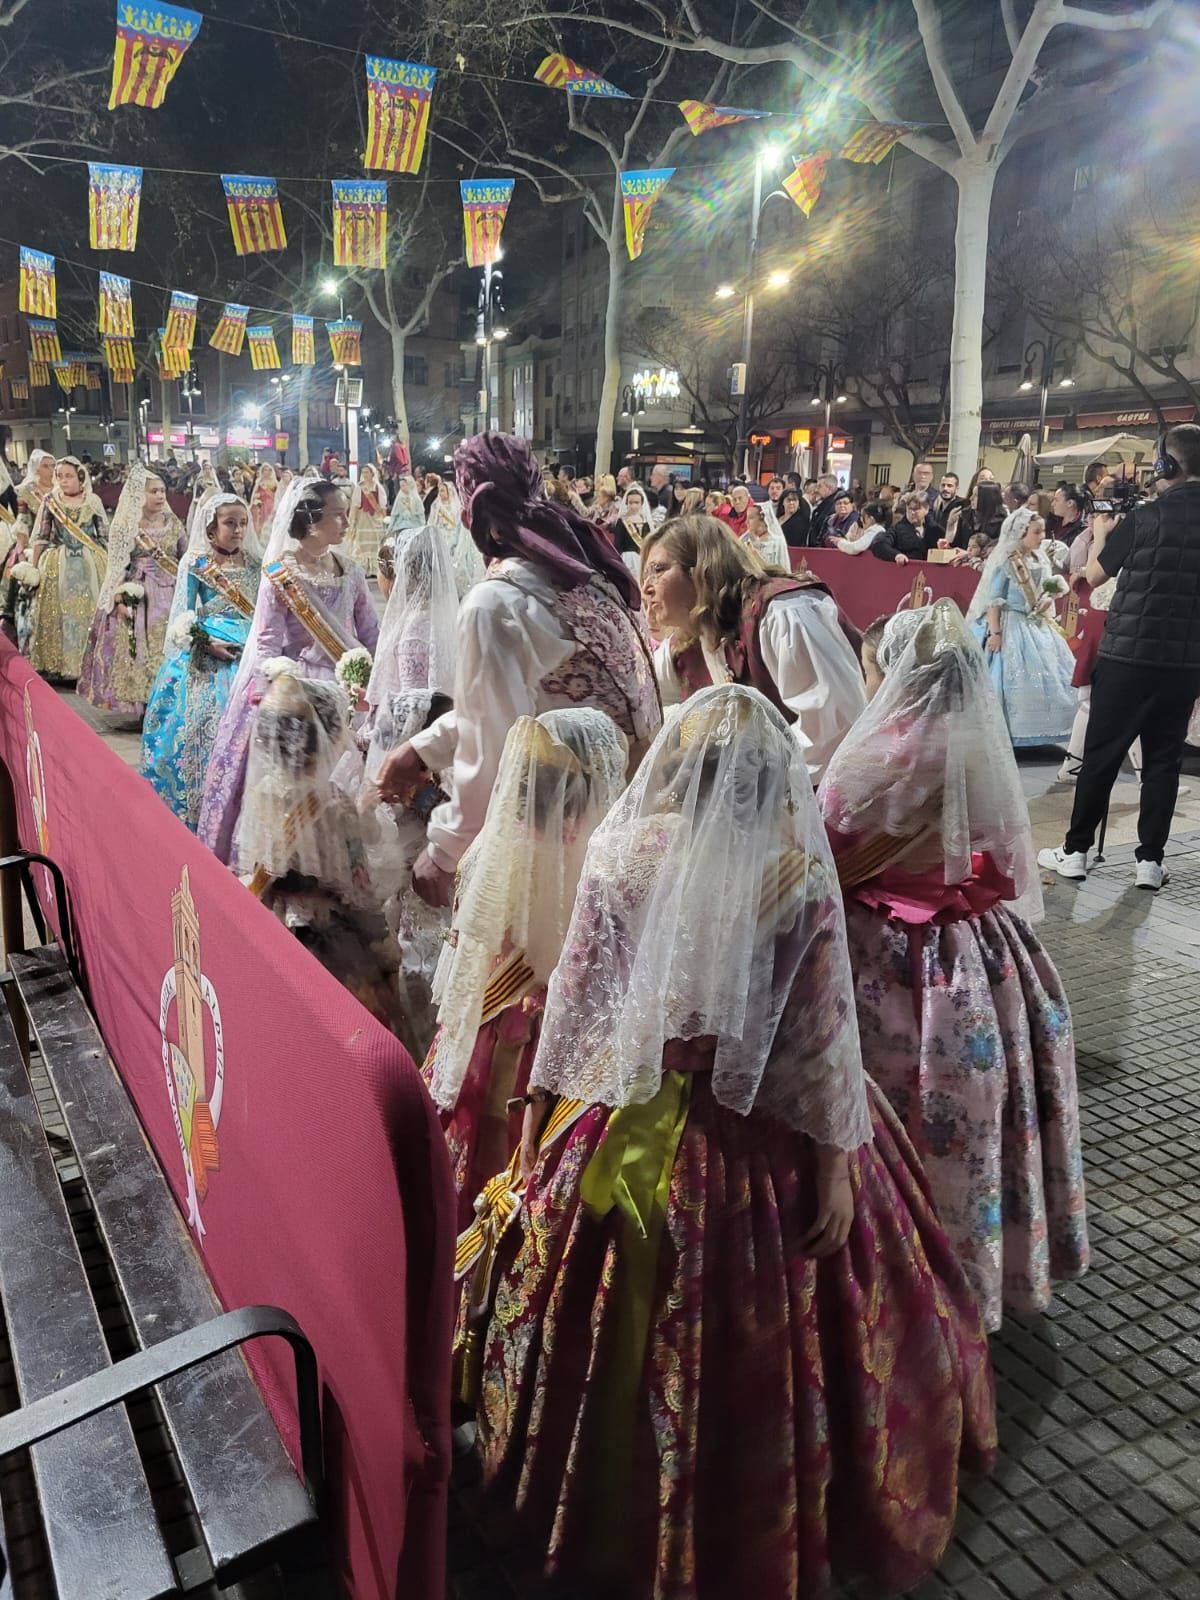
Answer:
[
  {"xmin": 894, "ymin": 552, "xmax": 909, "ymax": 566},
  {"xmin": 376, "ymin": 740, "xmax": 428, "ymax": 804},
  {"xmin": 206, "ymin": 638, "xmax": 237, "ymax": 662},
  {"xmin": 946, "ymin": 507, "xmax": 962, "ymax": 538},
  {"xmin": 802, "ymin": 1146, "xmax": 854, "ymax": 1258},
  {"xmin": 987, "ymin": 629, "xmax": 1003, "ymax": 653},
  {"xmin": 116, "ymin": 602, "xmax": 132, "ymax": 622},
  {"xmin": 519, "ymin": 1097, "xmax": 550, "ymax": 1182}
]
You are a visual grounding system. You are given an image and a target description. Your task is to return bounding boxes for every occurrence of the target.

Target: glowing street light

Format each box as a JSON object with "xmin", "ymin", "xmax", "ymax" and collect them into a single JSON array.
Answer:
[
  {"xmin": 715, "ymin": 283, "xmax": 737, "ymax": 300},
  {"xmin": 766, "ymin": 269, "xmax": 791, "ymax": 290}
]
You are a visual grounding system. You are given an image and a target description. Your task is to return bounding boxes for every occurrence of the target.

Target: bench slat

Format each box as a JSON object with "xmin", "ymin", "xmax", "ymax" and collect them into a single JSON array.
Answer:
[
  {"xmin": 0, "ymin": 1005, "xmax": 177, "ymax": 1600},
  {"xmin": 10, "ymin": 948, "xmax": 316, "ymax": 1580}
]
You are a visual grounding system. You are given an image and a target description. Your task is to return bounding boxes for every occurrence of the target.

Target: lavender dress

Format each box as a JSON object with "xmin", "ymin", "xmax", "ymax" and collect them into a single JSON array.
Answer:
[
  {"xmin": 197, "ymin": 554, "xmax": 379, "ymax": 865},
  {"xmin": 78, "ymin": 519, "xmax": 184, "ymax": 716}
]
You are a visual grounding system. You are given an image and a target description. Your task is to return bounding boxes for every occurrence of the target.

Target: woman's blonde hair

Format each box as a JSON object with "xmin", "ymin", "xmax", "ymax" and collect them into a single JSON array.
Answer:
[{"xmin": 643, "ymin": 514, "xmax": 780, "ymax": 650}]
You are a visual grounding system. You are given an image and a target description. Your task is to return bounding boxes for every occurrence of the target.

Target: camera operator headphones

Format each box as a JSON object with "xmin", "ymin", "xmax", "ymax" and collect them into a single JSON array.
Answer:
[{"xmin": 1155, "ymin": 433, "xmax": 1181, "ymax": 481}]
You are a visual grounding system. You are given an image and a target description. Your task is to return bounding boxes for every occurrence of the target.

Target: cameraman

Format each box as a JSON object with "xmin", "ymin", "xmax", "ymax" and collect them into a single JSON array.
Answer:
[{"xmin": 1040, "ymin": 424, "xmax": 1200, "ymax": 891}]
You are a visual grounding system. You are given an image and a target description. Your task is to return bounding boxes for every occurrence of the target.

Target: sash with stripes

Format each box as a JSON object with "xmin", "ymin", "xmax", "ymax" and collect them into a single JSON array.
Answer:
[
  {"xmin": 192, "ymin": 553, "xmax": 256, "ymax": 618},
  {"xmin": 264, "ymin": 558, "xmax": 358, "ymax": 667},
  {"xmin": 245, "ymin": 790, "xmax": 321, "ymax": 899},
  {"xmin": 478, "ymin": 947, "xmax": 537, "ymax": 1025},
  {"xmin": 44, "ymin": 496, "xmax": 108, "ymax": 561},
  {"xmin": 136, "ymin": 530, "xmax": 179, "ymax": 578}
]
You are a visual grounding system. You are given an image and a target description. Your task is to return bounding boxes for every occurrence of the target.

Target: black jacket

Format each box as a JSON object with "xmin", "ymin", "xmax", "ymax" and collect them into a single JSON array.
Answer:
[
  {"xmin": 1099, "ymin": 484, "xmax": 1200, "ymax": 671},
  {"xmin": 871, "ymin": 520, "xmax": 926, "ymax": 562},
  {"xmin": 809, "ymin": 491, "xmax": 840, "ymax": 547},
  {"xmin": 779, "ymin": 503, "xmax": 811, "ymax": 546}
]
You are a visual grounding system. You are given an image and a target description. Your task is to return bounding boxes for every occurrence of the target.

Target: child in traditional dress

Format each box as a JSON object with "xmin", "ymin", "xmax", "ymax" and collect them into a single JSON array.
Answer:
[
  {"xmin": 820, "ymin": 599, "xmax": 1089, "ymax": 1331},
  {"xmin": 471, "ymin": 684, "xmax": 996, "ymax": 1599}
]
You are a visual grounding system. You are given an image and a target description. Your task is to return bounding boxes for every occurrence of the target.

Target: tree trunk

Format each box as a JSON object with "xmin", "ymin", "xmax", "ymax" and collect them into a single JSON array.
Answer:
[
  {"xmin": 594, "ymin": 237, "xmax": 626, "ymax": 479},
  {"xmin": 297, "ymin": 365, "xmax": 309, "ymax": 467},
  {"xmin": 160, "ymin": 378, "xmax": 172, "ymax": 464},
  {"xmin": 947, "ymin": 161, "xmax": 996, "ymax": 482},
  {"xmin": 389, "ymin": 324, "xmax": 411, "ymax": 451}
]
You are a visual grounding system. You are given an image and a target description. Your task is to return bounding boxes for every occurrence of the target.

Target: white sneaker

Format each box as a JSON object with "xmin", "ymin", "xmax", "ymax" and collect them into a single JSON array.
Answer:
[
  {"xmin": 1057, "ymin": 757, "xmax": 1082, "ymax": 783},
  {"xmin": 1135, "ymin": 860, "xmax": 1169, "ymax": 891},
  {"xmin": 1037, "ymin": 846, "xmax": 1088, "ymax": 880}
]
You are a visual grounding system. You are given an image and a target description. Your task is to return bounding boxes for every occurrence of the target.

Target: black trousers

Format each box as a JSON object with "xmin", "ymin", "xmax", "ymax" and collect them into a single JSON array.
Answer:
[{"xmin": 1065, "ymin": 659, "xmax": 1200, "ymax": 863}]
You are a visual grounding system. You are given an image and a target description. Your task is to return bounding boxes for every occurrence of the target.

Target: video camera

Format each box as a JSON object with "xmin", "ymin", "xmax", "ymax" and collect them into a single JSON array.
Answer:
[{"xmin": 1088, "ymin": 474, "xmax": 1144, "ymax": 517}]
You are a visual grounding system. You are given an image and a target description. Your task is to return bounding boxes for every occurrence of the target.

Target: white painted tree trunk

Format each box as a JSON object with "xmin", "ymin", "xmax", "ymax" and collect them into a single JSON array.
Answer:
[
  {"xmin": 297, "ymin": 366, "xmax": 309, "ymax": 467},
  {"xmin": 389, "ymin": 325, "xmax": 411, "ymax": 451},
  {"xmin": 947, "ymin": 160, "xmax": 996, "ymax": 482},
  {"xmin": 160, "ymin": 378, "xmax": 172, "ymax": 464},
  {"xmin": 593, "ymin": 238, "xmax": 626, "ymax": 478}
]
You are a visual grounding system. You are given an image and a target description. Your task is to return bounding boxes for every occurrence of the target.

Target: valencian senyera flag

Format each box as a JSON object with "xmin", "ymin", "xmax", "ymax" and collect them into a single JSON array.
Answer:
[
  {"xmin": 104, "ymin": 336, "xmax": 136, "ymax": 382},
  {"xmin": 332, "ymin": 180, "xmax": 387, "ymax": 269},
  {"xmin": 19, "ymin": 247, "xmax": 56, "ymax": 318},
  {"xmin": 89, "ymin": 163, "xmax": 142, "ymax": 250},
  {"xmin": 247, "ymin": 325, "xmax": 281, "ymax": 371},
  {"xmin": 27, "ymin": 319, "xmax": 61, "ymax": 364},
  {"xmin": 28, "ymin": 361, "xmax": 50, "ymax": 389},
  {"xmin": 221, "ymin": 175, "xmax": 287, "ymax": 255},
  {"xmin": 783, "ymin": 153, "xmax": 830, "ymax": 217},
  {"xmin": 10, "ymin": 377, "xmax": 29, "ymax": 401},
  {"xmin": 86, "ymin": 370, "xmax": 102, "ymax": 391},
  {"xmin": 209, "ymin": 302, "xmax": 249, "ymax": 356},
  {"xmin": 99, "ymin": 271, "xmax": 134, "ymax": 337},
  {"xmin": 620, "ymin": 168, "xmax": 674, "ymax": 261},
  {"xmin": 327, "ymin": 319, "xmax": 362, "ymax": 366},
  {"xmin": 109, "ymin": 2, "xmax": 202, "ymax": 110},
  {"xmin": 363, "ymin": 56, "xmax": 436, "ymax": 174},
  {"xmin": 64, "ymin": 354, "xmax": 89, "ymax": 387},
  {"xmin": 839, "ymin": 121, "xmax": 914, "ymax": 165},
  {"xmin": 677, "ymin": 100, "xmax": 768, "ymax": 136},
  {"xmin": 461, "ymin": 178, "xmax": 515, "ymax": 268},
  {"xmin": 534, "ymin": 54, "xmax": 629, "ymax": 98},
  {"xmin": 51, "ymin": 361, "xmax": 74, "ymax": 393},
  {"xmin": 292, "ymin": 315, "xmax": 315, "ymax": 366},
  {"xmin": 158, "ymin": 328, "xmax": 188, "ymax": 378},
  {"xmin": 164, "ymin": 289, "xmax": 198, "ymax": 352}
]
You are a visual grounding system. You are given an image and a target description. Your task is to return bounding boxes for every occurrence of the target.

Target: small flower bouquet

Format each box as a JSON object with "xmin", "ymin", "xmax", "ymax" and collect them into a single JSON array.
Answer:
[
  {"xmin": 118, "ymin": 581, "xmax": 146, "ymax": 659},
  {"xmin": 166, "ymin": 609, "xmax": 197, "ymax": 651},
  {"xmin": 10, "ymin": 561, "xmax": 41, "ymax": 590},
  {"xmin": 335, "ymin": 646, "xmax": 373, "ymax": 697},
  {"xmin": 1042, "ymin": 574, "xmax": 1069, "ymax": 598}
]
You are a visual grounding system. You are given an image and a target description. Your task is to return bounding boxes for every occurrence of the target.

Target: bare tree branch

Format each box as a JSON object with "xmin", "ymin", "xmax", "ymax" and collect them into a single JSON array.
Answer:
[{"xmin": 910, "ymin": 0, "xmax": 977, "ymax": 153}]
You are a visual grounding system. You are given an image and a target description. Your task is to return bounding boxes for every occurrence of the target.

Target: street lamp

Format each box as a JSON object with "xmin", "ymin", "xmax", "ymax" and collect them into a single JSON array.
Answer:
[
  {"xmin": 475, "ymin": 263, "xmax": 507, "ymax": 429},
  {"xmin": 733, "ymin": 141, "xmax": 790, "ymax": 479},
  {"xmin": 269, "ymin": 374, "xmax": 291, "ymax": 464},
  {"xmin": 181, "ymin": 368, "xmax": 202, "ymax": 461},
  {"xmin": 714, "ymin": 283, "xmax": 737, "ymax": 300},
  {"xmin": 1019, "ymin": 337, "xmax": 1073, "ymax": 454},
  {"xmin": 321, "ymin": 277, "xmax": 345, "ymax": 318},
  {"xmin": 809, "ymin": 362, "xmax": 848, "ymax": 473},
  {"xmin": 621, "ymin": 366, "xmax": 681, "ymax": 455}
]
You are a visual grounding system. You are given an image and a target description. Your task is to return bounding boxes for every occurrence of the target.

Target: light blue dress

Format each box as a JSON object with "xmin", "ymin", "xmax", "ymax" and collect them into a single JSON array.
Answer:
[
  {"xmin": 973, "ymin": 555, "xmax": 1075, "ymax": 747},
  {"xmin": 139, "ymin": 558, "xmax": 262, "ymax": 829}
]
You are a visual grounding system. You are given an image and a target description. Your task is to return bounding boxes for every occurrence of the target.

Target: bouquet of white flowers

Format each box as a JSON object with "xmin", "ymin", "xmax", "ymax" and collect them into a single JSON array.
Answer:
[
  {"xmin": 118, "ymin": 581, "xmax": 146, "ymax": 658},
  {"xmin": 335, "ymin": 646, "xmax": 373, "ymax": 696},
  {"xmin": 1042, "ymin": 574, "xmax": 1069, "ymax": 598},
  {"xmin": 166, "ymin": 609, "xmax": 197, "ymax": 651},
  {"xmin": 10, "ymin": 561, "xmax": 40, "ymax": 589}
]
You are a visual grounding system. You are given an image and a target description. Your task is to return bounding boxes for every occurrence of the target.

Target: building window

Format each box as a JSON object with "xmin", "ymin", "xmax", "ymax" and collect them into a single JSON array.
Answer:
[
  {"xmin": 565, "ymin": 227, "xmax": 576, "ymax": 261},
  {"xmin": 871, "ymin": 463, "xmax": 891, "ymax": 487},
  {"xmin": 0, "ymin": 317, "xmax": 8, "ymax": 343},
  {"xmin": 544, "ymin": 366, "xmax": 554, "ymax": 398},
  {"xmin": 404, "ymin": 353, "xmax": 428, "ymax": 386}
]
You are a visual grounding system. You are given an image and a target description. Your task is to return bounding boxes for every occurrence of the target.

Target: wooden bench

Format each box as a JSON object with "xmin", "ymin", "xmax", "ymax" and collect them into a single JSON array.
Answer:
[{"xmin": 0, "ymin": 855, "xmax": 330, "ymax": 1598}]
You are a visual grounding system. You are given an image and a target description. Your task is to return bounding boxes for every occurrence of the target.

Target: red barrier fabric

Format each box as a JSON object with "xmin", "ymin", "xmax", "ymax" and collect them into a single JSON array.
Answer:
[
  {"xmin": 790, "ymin": 548, "xmax": 980, "ymax": 631},
  {"xmin": 0, "ymin": 642, "xmax": 453, "ymax": 1600}
]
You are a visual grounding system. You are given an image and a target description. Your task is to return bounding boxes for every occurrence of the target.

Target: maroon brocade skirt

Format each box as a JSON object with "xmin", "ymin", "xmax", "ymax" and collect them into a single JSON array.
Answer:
[{"xmin": 478, "ymin": 1073, "xmax": 997, "ymax": 1599}]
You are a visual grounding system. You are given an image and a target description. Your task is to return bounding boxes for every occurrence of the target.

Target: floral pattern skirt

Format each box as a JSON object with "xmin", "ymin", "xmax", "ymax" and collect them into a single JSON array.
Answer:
[
  {"xmin": 28, "ymin": 548, "xmax": 100, "ymax": 681},
  {"xmin": 845, "ymin": 900, "xmax": 1089, "ymax": 1332},
  {"xmin": 140, "ymin": 617, "xmax": 250, "ymax": 830},
  {"xmin": 478, "ymin": 1074, "xmax": 997, "ymax": 1599}
]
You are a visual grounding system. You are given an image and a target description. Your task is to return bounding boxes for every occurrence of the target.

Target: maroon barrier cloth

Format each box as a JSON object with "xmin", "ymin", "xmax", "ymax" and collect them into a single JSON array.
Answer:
[
  {"xmin": 789, "ymin": 548, "xmax": 980, "ymax": 631},
  {"xmin": 96, "ymin": 481, "xmax": 191, "ymax": 522},
  {"xmin": 0, "ymin": 642, "xmax": 453, "ymax": 1600}
]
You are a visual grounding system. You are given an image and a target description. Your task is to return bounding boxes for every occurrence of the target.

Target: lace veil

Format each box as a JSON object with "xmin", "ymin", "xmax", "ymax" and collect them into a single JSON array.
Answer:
[
  {"xmin": 820, "ymin": 597, "xmax": 1043, "ymax": 922},
  {"xmin": 366, "ymin": 518, "xmax": 459, "ymax": 706},
  {"xmin": 744, "ymin": 498, "xmax": 790, "ymax": 569},
  {"xmin": 529, "ymin": 684, "xmax": 870, "ymax": 1148},
  {"xmin": 234, "ymin": 668, "xmax": 371, "ymax": 903},
  {"xmin": 427, "ymin": 707, "xmax": 630, "ymax": 1111},
  {"xmin": 168, "ymin": 492, "xmax": 260, "ymax": 621},
  {"xmin": 966, "ymin": 506, "xmax": 1035, "ymax": 622},
  {"xmin": 96, "ymin": 460, "xmax": 149, "ymax": 613},
  {"xmin": 430, "ymin": 479, "xmax": 486, "ymax": 594},
  {"xmin": 387, "ymin": 476, "xmax": 425, "ymax": 533}
]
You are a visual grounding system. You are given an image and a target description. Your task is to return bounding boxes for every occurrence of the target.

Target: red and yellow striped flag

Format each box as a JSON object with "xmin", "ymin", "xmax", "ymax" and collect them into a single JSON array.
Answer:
[
  {"xmin": 10, "ymin": 376, "xmax": 28, "ymax": 400},
  {"xmin": 86, "ymin": 370, "xmax": 102, "ymax": 391},
  {"xmin": 164, "ymin": 290, "xmax": 198, "ymax": 352},
  {"xmin": 64, "ymin": 354, "xmax": 88, "ymax": 387},
  {"xmin": 839, "ymin": 122, "xmax": 912, "ymax": 165},
  {"xmin": 88, "ymin": 163, "xmax": 142, "ymax": 249},
  {"xmin": 332, "ymin": 181, "xmax": 388, "ymax": 269},
  {"xmin": 247, "ymin": 325, "xmax": 281, "ymax": 371},
  {"xmin": 677, "ymin": 100, "xmax": 767, "ymax": 136},
  {"xmin": 99, "ymin": 272, "xmax": 134, "ymax": 337},
  {"xmin": 19, "ymin": 248, "xmax": 55, "ymax": 318},
  {"xmin": 534, "ymin": 54, "xmax": 630, "ymax": 98},
  {"xmin": 783, "ymin": 153, "xmax": 830, "ymax": 217},
  {"xmin": 461, "ymin": 179, "xmax": 515, "ymax": 268},
  {"xmin": 363, "ymin": 57, "xmax": 436, "ymax": 174},
  {"xmin": 104, "ymin": 336, "xmax": 136, "ymax": 383},
  {"xmin": 158, "ymin": 328, "xmax": 188, "ymax": 378},
  {"xmin": 28, "ymin": 361, "xmax": 50, "ymax": 389},
  {"xmin": 27, "ymin": 321, "xmax": 61, "ymax": 364},
  {"xmin": 109, "ymin": 2, "xmax": 202, "ymax": 111},
  {"xmin": 51, "ymin": 362, "xmax": 74, "ymax": 393},
  {"xmin": 221, "ymin": 175, "xmax": 287, "ymax": 255},
  {"xmin": 292, "ymin": 316, "xmax": 315, "ymax": 366},
  {"xmin": 209, "ymin": 302, "xmax": 249, "ymax": 356},
  {"xmin": 327, "ymin": 320, "xmax": 362, "ymax": 365}
]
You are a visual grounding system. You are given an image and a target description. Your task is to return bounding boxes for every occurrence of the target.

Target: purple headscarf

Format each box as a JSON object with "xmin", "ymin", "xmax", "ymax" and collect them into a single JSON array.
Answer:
[{"xmin": 454, "ymin": 432, "xmax": 640, "ymax": 610}]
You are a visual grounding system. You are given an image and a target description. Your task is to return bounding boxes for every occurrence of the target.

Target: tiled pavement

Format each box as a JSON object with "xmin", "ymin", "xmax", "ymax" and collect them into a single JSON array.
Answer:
[{"xmin": 54, "ymin": 695, "xmax": 1200, "ymax": 1599}]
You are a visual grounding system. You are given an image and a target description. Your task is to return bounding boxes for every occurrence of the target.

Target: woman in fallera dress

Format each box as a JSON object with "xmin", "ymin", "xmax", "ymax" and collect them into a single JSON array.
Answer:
[
  {"xmin": 5, "ymin": 449, "xmax": 54, "ymax": 648},
  {"xmin": 820, "ymin": 600, "xmax": 1089, "ymax": 1331},
  {"xmin": 249, "ymin": 463, "xmax": 278, "ymax": 540},
  {"xmin": 198, "ymin": 477, "xmax": 378, "ymax": 864},
  {"xmin": 140, "ymin": 493, "xmax": 262, "ymax": 830},
  {"xmin": 473, "ymin": 684, "xmax": 996, "ymax": 1599},
  {"xmin": 26, "ymin": 456, "xmax": 108, "ymax": 681},
  {"xmin": 425, "ymin": 706, "xmax": 628, "ymax": 1230},
  {"xmin": 347, "ymin": 462, "xmax": 388, "ymax": 576},
  {"xmin": 78, "ymin": 465, "xmax": 185, "ymax": 717},
  {"xmin": 968, "ymin": 506, "xmax": 1076, "ymax": 747}
]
